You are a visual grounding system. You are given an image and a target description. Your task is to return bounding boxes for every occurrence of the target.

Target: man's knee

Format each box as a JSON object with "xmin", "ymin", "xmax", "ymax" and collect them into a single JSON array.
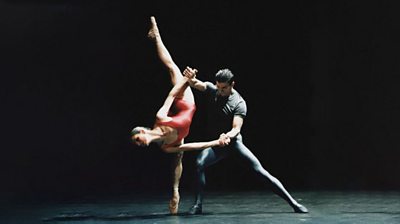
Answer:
[
  {"xmin": 195, "ymin": 157, "xmax": 206, "ymax": 171},
  {"xmin": 252, "ymin": 163, "xmax": 265, "ymax": 174}
]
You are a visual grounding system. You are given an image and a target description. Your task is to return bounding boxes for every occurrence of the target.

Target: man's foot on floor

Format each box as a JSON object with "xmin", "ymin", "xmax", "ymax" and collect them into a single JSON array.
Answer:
[
  {"xmin": 188, "ymin": 204, "xmax": 202, "ymax": 215},
  {"xmin": 293, "ymin": 203, "xmax": 308, "ymax": 213}
]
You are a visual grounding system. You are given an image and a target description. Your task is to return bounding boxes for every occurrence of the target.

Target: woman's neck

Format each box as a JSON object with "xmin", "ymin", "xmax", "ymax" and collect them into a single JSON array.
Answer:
[{"xmin": 148, "ymin": 126, "xmax": 169, "ymax": 143}]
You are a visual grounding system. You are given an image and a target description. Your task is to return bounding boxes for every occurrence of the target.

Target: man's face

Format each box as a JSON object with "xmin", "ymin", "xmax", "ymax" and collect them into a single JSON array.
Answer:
[{"xmin": 216, "ymin": 81, "xmax": 234, "ymax": 97}]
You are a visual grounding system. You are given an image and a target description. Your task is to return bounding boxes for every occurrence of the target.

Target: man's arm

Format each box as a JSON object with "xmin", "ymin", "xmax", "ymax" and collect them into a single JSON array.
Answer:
[
  {"xmin": 224, "ymin": 115, "xmax": 244, "ymax": 139},
  {"xmin": 183, "ymin": 66, "xmax": 207, "ymax": 91}
]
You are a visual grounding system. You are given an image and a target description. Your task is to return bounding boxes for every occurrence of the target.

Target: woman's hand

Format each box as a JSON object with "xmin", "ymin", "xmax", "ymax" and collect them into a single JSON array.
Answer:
[{"xmin": 218, "ymin": 133, "xmax": 231, "ymax": 146}]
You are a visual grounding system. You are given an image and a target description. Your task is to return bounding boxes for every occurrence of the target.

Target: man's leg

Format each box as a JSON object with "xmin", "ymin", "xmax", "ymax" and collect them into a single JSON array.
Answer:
[
  {"xmin": 188, "ymin": 147, "xmax": 229, "ymax": 214},
  {"xmin": 169, "ymin": 152, "xmax": 183, "ymax": 215},
  {"xmin": 233, "ymin": 140, "xmax": 308, "ymax": 213}
]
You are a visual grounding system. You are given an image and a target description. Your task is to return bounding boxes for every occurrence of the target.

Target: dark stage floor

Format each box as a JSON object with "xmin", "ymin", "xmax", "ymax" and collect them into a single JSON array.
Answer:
[{"xmin": 2, "ymin": 190, "xmax": 400, "ymax": 224}]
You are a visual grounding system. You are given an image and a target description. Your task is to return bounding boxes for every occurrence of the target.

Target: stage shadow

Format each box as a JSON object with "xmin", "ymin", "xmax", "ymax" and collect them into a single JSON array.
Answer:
[
  {"xmin": 42, "ymin": 212, "xmax": 201, "ymax": 222},
  {"xmin": 342, "ymin": 211, "xmax": 400, "ymax": 215},
  {"xmin": 42, "ymin": 210, "xmax": 291, "ymax": 222}
]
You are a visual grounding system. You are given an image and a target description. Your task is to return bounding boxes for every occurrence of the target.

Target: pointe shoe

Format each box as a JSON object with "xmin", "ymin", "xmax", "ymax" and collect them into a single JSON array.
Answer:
[
  {"xmin": 169, "ymin": 195, "xmax": 180, "ymax": 215},
  {"xmin": 293, "ymin": 203, "xmax": 308, "ymax": 213},
  {"xmin": 147, "ymin": 16, "xmax": 160, "ymax": 40},
  {"xmin": 188, "ymin": 204, "xmax": 202, "ymax": 215}
]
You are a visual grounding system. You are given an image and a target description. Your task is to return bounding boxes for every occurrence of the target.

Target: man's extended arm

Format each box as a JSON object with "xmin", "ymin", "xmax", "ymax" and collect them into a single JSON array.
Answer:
[
  {"xmin": 224, "ymin": 115, "xmax": 244, "ymax": 140},
  {"xmin": 183, "ymin": 66, "xmax": 207, "ymax": 91}
]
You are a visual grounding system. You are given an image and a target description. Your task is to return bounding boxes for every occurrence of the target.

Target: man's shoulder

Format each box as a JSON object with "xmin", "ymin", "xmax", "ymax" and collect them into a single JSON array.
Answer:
[
  {"xmin": 205, "ymin": 81, "xmax": 215, "ymax": 88},
  {"xmin": 232, "ymin": 89, "xmax": 246, "ymax": 101},
  {"xmin": 204, "ymin": 82, "xmax": 217, "ymax": 93}
]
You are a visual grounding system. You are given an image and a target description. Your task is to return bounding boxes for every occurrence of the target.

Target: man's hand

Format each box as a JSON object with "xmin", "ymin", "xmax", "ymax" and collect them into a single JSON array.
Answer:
[
  {"xmin": 183, "ymin": 66, "xmax": 198, "ymax": 80},
  {"xmin": 218, "ymin": 133, "xmax": 231, "ymax": 146},
  {"xmin": 183, "ymin": 66, "xmax": 207, "ymax": 91}
]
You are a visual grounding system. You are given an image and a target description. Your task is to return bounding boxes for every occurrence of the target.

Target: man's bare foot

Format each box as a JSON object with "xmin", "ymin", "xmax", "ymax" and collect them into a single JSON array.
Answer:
[
  {"xmin": 147, "ymin": 16, "xmax": 160, "ymax": 40},
  {"xmin": 169, "ymin": 193, "xmax": 180, "ymax": 215}
]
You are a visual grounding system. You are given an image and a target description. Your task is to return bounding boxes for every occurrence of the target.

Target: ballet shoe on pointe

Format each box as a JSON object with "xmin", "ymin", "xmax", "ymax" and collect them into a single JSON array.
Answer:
[{"xmin": 169, "ymin": 195, "xmax": 180, "ymax": 215}]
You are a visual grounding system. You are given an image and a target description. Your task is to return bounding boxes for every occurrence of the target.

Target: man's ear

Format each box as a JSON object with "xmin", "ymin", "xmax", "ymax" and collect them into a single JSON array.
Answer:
[{"xmin": 231, "ymin": 81, "xmax": 235, "ymax": 87}]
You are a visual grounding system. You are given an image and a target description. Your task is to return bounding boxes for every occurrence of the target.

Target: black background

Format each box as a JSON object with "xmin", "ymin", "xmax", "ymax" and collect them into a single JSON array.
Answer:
[{"xmin": 2, "ymin": 0, "xmax": 400, "ymax": 201}]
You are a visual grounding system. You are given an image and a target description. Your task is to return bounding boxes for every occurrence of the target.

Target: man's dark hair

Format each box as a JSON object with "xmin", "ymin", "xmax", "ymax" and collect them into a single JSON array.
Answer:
[{"xmin": 215, "ymin": 68, "xmax": 235, "ymax": 84}]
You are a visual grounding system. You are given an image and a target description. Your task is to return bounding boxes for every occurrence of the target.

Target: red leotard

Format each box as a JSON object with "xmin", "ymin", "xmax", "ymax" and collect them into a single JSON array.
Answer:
[{"xmin": 156, "ymin": 98, "xmax": 196, "ymax": 147}]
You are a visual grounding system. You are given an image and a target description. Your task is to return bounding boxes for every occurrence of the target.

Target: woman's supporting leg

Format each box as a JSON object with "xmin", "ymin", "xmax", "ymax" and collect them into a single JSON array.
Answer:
[{"xmin": 169, "ymin": 151, "xmax": 183, "ymax": 214}]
